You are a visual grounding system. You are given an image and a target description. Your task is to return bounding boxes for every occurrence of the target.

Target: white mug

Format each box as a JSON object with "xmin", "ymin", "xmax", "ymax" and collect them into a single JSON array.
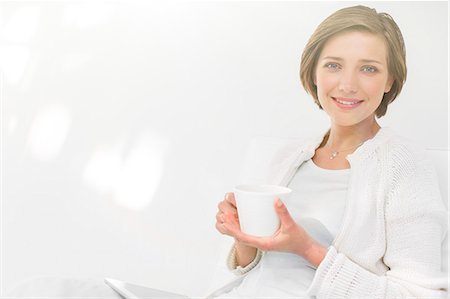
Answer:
[{"xmin": 234, "ymin": 184, "xmax": 292, "ymax": 237}]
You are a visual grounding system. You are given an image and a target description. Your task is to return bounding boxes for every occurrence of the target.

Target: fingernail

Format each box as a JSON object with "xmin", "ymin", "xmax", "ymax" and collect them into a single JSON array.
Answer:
[{"xmin": 276, "ymin": 198, "xmax": 283, "ymax": 207}]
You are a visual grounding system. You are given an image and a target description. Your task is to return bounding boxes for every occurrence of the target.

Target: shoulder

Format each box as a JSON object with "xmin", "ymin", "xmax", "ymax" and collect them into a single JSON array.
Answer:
[
  {"xmin": 375, "ymin": 130, "xmax": 445, "ymax": 210},
  {"xmin": 381, "ymin": 131, "xmax": 433, "ymax": 172},
  {"xmin": 356, "ymin": 128, "xmax": 441, "ymax": 194},
  {"xmin": 360, "ymin": 128, "xmax": 431, "ymax": 170}
]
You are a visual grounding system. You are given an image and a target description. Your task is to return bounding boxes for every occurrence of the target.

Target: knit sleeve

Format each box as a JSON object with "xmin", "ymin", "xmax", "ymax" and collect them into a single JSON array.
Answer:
[
  {"xmin": 226, "ymin": 244, "xmax": 263, "ymax": 275},
  {"xmin": 307, "ymin": 149, "xmax": 448, "ymax": 298}
]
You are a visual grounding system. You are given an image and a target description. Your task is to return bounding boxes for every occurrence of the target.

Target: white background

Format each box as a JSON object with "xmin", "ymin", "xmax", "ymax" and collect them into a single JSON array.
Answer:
[{"xmin": 0, "ymin": 1, "xmax": 448, "ymax": 297}]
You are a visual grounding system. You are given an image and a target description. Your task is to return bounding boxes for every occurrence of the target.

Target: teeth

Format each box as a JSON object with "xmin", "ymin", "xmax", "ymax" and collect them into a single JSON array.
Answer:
[{"xmin": 335, "ymin": 98, "xmax": 359, "ymax": 105}]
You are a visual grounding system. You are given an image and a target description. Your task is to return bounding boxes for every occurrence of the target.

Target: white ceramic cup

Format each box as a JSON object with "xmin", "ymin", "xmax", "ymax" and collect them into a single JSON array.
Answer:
[{"xmin": 233, "ymin": 184, "xmax": 292, "ymax": 237}]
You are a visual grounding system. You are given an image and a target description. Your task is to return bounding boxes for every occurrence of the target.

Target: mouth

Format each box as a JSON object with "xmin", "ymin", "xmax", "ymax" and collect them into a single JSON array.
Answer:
[{"xmin": 332, "ymin": 97, "xmax": 364, "ymax": 109}]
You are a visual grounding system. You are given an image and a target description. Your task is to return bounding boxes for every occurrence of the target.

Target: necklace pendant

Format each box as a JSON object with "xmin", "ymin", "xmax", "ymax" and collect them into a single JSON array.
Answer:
[{"xmin": 330, "ymin": 151, "xmax": 338, "ymax": 159}]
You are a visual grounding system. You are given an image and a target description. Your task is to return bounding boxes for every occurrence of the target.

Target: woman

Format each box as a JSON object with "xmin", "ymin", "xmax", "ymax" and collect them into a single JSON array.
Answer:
[
  {"xmin": 215, "ymin": 5, "xmax": 447, "ymax": 298},
  {"xmin": 5, "ymin": 4, "xmax": 446, "ymax": 299}
]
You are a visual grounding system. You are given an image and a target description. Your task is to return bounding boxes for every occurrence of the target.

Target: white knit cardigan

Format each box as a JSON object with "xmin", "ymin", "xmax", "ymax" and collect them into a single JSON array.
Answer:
[{"xmin": 226, "ymin": 127, "xmax": 448, "ymax": 298}]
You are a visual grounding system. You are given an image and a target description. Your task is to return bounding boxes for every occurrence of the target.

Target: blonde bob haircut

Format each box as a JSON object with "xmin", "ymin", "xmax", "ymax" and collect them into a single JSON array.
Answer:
[{"xmin": 300, "ymin": 5, "xmax": 407, "ymax": 118}]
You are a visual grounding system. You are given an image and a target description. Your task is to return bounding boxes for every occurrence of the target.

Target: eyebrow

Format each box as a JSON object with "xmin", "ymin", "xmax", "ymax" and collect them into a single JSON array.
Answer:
[{"xmin": 321, "ymin": 56, "xmax": 383, "ymax": 65}]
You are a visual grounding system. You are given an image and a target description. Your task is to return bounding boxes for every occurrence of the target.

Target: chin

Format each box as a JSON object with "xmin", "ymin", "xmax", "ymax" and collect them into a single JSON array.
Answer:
[{"xmin": 332, "ymin": 115, "xmax": 377, "ymax": 128}]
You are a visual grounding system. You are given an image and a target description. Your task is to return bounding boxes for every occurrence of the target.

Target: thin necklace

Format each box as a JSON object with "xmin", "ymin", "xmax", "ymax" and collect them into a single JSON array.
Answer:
[{"xmin": 328, "ymin": 142, "xmax": 364, "ymax": 160}]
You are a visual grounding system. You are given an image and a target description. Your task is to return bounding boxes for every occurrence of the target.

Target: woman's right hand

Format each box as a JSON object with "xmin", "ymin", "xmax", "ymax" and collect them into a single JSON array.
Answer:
[
  {"xmin": 215, "ymin": 192, "xmax": 257, "ymax": 267},
  {"xmin": 215, "ymin": 192, "xmax": 241, "ymax": 238}
]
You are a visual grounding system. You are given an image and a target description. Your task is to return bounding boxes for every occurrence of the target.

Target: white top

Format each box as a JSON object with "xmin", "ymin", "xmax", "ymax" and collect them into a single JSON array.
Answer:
[
  {"xmin": 217, "ymin": 159, "xmax": 350, "ymax": 298},
  {"xmin": 216, "ymin": 127, "xmax": 447, "ymax": 298},
  {"xmin": 287, "ymin": 159, "xmax": 349, "ymax": 238}
]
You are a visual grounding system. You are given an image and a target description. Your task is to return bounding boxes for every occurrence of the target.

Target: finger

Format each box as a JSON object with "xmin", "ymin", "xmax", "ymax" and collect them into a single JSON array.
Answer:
[
  {"xmin": 215, "ymin": 222, "xmax": 227, "ymax": 235},
  {"xmin": 216, "ymin": 215, "xmax": 240, "ymax": 237},
  {"xmin": 219, "ymin": 213, "xmax": 240, "ymax": 234},
  {"xmin": 216, "ymin": 212, "xmax": 231, "ymax": 232},
  {"xmin": 225, "ymin": 192, "xmax": 237, "ymax": 207},
  {"xmin": 216, "ymin": 213, "xmax": 224, "ymax": 224},
  {"xmin": 221, "ymin": 214, "xmax": 263, "ymax": 244},
  {"xmin": 219, "ymin": 200, "xmax": 238, "ymax": 215},
  {"xmin": 274, "ymin": 198, "xmax": 294, "ymax": 226}
]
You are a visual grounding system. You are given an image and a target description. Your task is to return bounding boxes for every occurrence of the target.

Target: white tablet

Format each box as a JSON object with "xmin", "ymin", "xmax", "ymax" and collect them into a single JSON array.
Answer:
[{"xmin": 104, "ymin": 278, "xmax": 190, "ymax": 299}]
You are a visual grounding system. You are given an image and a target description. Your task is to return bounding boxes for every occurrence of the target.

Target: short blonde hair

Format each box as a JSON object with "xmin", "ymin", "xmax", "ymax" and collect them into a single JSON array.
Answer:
[{"xmin": 300, "ymin": 5, "xmax": 407, "ymax": 118}]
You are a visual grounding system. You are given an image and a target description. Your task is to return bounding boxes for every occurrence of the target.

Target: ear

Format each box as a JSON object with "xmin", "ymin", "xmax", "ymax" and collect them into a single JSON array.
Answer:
[{"xmin": 384, "ymin": 75, "xmax": 394, "ymax": 93}]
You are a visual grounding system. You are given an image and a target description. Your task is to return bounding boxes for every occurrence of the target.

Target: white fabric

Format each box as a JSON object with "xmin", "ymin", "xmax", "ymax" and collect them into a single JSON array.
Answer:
[
  {"xmin": 5, "ymin": 128, "xmax": 447, "ymax": 299},
  {"xmin": 219, "ymin": 127, "xmax": 448, "ymax": 298},
  {"xmin": 226, "ymin": 244, "xmax": 264, "ymax": 275},
  {"xmin": 216, "ymin": 159, "xmax": 349, "ymax": 298},
  {"xmin": 287, "ymin": 159, "xmax": 349, "ymax": 238}
]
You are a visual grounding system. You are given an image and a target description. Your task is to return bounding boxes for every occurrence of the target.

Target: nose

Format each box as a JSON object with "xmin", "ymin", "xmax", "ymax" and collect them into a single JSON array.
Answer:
[{"xmin": 338, "ymin": 70, "xmax": 358, "ymax": 94}]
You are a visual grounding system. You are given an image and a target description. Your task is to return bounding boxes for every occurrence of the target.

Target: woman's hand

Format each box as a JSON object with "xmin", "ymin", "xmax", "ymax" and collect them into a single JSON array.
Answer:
[
  {"xmin": 221, "ymin": 197, "xmax": 327, "ymax": 268},
  {"xmin": 215, "ymin": 192, "xmax": 258, "ymax": 267},
  {"xmin": 215, "ymin": 192, "xmax": 241, "ymax": 237}
]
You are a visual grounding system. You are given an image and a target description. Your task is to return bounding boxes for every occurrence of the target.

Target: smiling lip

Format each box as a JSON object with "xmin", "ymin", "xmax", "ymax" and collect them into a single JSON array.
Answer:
[{"xmin": 332, "ymin": 97, "xmax": 363, "ymax": 109}]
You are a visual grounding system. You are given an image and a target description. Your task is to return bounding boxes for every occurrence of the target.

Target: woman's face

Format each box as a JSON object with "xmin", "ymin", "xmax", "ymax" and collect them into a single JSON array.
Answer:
[{"xmin": 315, "ymin": 30, "xmax": 393, "ymax": 128}]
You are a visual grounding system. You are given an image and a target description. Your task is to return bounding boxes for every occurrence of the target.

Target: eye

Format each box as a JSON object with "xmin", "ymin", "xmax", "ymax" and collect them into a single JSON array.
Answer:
[
  {"xmin": 362, "ymin": 65, "xmax": 378, "ymax": 73},
  {"xmin": 324, "ymin": 63, "xmax": 340, "ymax": 71}
]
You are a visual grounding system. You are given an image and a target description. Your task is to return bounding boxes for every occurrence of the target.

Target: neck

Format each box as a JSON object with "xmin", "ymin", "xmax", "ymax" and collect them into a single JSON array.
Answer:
[{"xmin": 325, "ymin": 119, "xmax": 381, "ymax": 150}]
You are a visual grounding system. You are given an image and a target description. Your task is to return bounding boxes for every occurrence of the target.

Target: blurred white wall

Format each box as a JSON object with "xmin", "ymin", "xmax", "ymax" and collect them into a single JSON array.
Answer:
[{"xmin": 0, "ymin": 1, "xmax": 447, "ymax": 297}]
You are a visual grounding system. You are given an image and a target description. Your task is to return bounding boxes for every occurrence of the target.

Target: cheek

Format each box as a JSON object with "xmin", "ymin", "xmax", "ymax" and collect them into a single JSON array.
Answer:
[
  {"xmin": 360, "ymin": 77, "xmax": 388, "ymax": 102},
  {"xmin": 316, "ymin": 73, "xmax": 338, "ymax": 96}
]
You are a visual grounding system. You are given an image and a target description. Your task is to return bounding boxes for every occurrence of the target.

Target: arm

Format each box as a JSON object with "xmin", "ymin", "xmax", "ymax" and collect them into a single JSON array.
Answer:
[
  {"xmin": 307, "ymin": 155, "xmax": 448, "ymax": 298},
  {"xmin": 234, "ymin": 242, "xmax": 258, "ymax": 267},
  {"xmin": 225, "ymin": 151, "xmax": 447, "ymax": 297},
  {"xmin": 226, "ymin": 243, "xmax": 263, "ymax": 275},
  {"xmin": 216, "ymin": 193, "xmax": 263, "ymax": 275}
]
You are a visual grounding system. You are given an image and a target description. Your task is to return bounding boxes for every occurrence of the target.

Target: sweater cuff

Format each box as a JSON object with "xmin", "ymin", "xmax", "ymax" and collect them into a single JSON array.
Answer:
[
  {"xmin": 226, "ymin": 244, "xmax": 263, "ymax": 275},
  {"xmin": 306, "ymin": 246, "xmax": 338, "ymax": 296},
  {"xmin": 306, "ymin": 246, "xmax": 385, "ymax": 298}
]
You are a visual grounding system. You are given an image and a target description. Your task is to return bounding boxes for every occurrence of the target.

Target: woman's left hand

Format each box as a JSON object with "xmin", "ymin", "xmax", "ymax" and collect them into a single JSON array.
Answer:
[{"xmin": 222, "ymin": 198, "xmax": 327, "ymax": 268}]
